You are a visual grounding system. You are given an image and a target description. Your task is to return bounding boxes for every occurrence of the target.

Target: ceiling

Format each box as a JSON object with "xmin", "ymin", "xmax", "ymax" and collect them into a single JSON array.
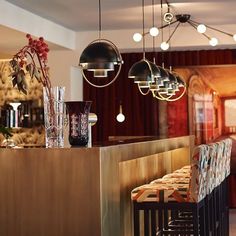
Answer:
[
  {"xmin": 5, "ymin": 0, "xmax": 236, "ymax": 31},
  {"xmin": 2, "ymin": 0, "xmax": 236, "ymax": 97}
]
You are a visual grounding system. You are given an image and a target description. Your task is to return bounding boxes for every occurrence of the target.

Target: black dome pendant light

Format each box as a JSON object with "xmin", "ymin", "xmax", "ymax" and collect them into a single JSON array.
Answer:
[
  {"xmin": 79, "ymin": 0, "xmax": 123, "ymax": 88},
  {"xmin": 128, "ymin": 0, "xmax": 160, "ymax": 95}
]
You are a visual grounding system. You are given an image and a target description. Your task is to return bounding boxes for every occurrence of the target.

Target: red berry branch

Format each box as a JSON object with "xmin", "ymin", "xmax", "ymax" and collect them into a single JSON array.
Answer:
[
  {"xmin": 10, "ymin": 34, "xmax": 51, "ymax": 94},
  {"xmin": 10, "ymin": 34, "xmax": 55, "ymax": 118}
]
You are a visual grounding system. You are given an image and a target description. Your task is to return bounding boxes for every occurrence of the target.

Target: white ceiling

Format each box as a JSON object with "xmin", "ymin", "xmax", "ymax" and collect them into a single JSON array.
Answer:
[
  {"xmin": 1, "ymin": 0, "xmax": 236, "ymax": 58},
  {"xmin": 0, "ymin": 0, "xmax": 236, "ymax": 96},
  {"xmin": 5, "ymin": 0, "xmax": 236, "ymax": 31}
]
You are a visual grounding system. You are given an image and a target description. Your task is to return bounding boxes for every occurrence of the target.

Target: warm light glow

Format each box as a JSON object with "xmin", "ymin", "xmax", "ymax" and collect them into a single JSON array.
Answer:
[
  {"xmin": 233, "ymin": 34, "xmax": 236, "ymax": 41},
  {"xmin": 149, "ymin": 27, "xmax": 159, "ymax": 37},
  {"xmin": 160, "ymin": 42, "xmax": 169, "ymax": 50},
  {"xmin": 116, "ymin": 104, "xmax": 125, "ymax": 122},
  {"xmin": 133, "ymin": 33, "xmax": 142, "ymax": 42},
  {"xmin": 197, "ymin": 24, "xmax": 206, "ymax": 34},
  {"xmin": 209, "ymin": 37, "xmax": 218, "ymax": 46},
  {"xmin": 116, "ymin": 113, "xmax": 125, "ymax": 123}
]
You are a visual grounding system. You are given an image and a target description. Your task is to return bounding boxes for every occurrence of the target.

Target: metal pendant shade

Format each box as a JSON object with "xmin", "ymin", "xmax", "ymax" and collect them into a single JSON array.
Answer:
[
  {"xmin": 79, "ymin": 39, "xmax": 123, "ymax": 78},
  {"xmin": 128, "ymin": 0, "xmax": 161, "ymax": 95},
  {"xmin": 78, "ymin": 0, "xmax": 123, "ymax": 88},
  {"xmin": 128, "ymin": 59, "xmax": 160, "ymax": 84},
  {"xmin": 79, "ymin": 40, "xmax": 122, "ymax": 70},
  {"xmin": 175, "ymin": 74, "xmax": 186, "ymax": 87},
  {"xmin": 130, "ymin": 0, "xmax": 187, "ymax": 101},
  {"xmin": 157, "ymin": 66, "xmax": 169, "ymax": 81}
]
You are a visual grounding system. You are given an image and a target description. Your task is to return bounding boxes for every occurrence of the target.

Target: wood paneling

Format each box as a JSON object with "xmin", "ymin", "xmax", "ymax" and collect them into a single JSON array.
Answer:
[
  {"xmin": 0, "ymin": 136, "xmax": 194, "ymax": 236},
  {"xmin": 0, "ymin": 148, "xmax": 101, "ymax": 236}
]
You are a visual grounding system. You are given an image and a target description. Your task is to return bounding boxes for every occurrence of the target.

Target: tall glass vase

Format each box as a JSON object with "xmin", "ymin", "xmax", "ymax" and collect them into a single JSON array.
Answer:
[
  {"xmin": 43, "ymin": 86, "xmax": 65, "ymax": 148},
  {"xmin": 65, "ymin": 101, "xmax": 92, "ymax": 146}
]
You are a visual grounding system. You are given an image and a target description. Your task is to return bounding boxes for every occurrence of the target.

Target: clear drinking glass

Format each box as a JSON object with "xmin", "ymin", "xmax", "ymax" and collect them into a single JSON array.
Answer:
[{"xmin": 43, "ymin": 86, "xmax": 65, "ymax": 148}]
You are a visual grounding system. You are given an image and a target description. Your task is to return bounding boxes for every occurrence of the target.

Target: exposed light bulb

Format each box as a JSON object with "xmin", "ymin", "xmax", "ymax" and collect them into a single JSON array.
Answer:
[
  {"xmin": 133, "ymin": 33, "xmax": 142, "ymax": 42},
  {"xmin": 149, "ymin": 27, "xmax": 159, "ymax": 37},
  {"xmin": 209, "ymin": 37, "xmax": 218, "ymax": 46},
  {"xmin": 116, "ymin": 104, "xmax": 125, "ymax": 122},
  {"xmin": 197, "ymin": 24, "xmax": 206, "ymax": 34},
  {"xmin": 233, "ymin": 34, "xmax": 236, "ymax": 41},
  {"xmin": 116, "ymin": 113, "xmax": 125, "ymax": 122},
  {"xmin": 160, "ymin": 42, "xmax": 169, "ymax": 51}
]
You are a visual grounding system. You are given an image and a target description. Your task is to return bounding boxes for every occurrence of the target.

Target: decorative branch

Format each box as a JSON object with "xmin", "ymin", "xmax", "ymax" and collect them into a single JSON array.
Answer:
[
  {"xmin": 9, "ymin": 34, "xmax": 51, "ymax": 95},
  {"xmin": 9, "ymin": 34, "xmax": 55, "ymax": 118}
]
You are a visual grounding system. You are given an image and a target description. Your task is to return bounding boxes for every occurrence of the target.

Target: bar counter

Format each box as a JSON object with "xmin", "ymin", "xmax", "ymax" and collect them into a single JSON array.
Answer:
[{"xmin": 0, "ymin": 135, "xmax": 194, "ymax": 236}]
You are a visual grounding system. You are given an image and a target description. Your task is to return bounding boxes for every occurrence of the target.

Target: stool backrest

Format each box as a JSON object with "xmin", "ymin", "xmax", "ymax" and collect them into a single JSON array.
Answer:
[
  {"xmin": 207, "ymin": 143, "xmax": 218, "ymax": 194},
  {"xmin": 223, "ymin": 138, "xmax": 232, "ymax": 177},
  {"xmin": 188, "ymin": 144, "xmax": 209, "ymax": 202},
  {"xmin": 215, "ymin": 141, "xmax": 225, "ymax": 186}
]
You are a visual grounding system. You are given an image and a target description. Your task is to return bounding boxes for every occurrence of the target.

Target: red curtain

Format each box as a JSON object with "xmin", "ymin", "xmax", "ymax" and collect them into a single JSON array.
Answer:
[{"xmin": 83, "ymin": 49, "xmax": 236, "ymax": 143}]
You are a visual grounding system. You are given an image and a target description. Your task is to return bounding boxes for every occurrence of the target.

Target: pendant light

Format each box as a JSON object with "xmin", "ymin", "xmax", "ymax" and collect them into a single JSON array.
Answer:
[
  {"xmin": 116, "ymin": 102, "xmax": 125, "ymax": 123},
  {"xmin": 149, "ymin": 0, "xmax": 170, "ymax": 98},
  {"xmin": 151, "ymin": 2, "xmax": 186, "ymax": 102},
  {"xmin": 79, "ymin": 0, "xmax": 123, "ymax": 88},
  {"xmin": 128, "ymin": 0, "xmax": 160, "ymax": 95}
]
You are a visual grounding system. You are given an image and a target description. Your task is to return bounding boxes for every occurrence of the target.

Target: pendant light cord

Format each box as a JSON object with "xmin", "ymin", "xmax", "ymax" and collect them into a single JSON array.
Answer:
[
  {"xmin": 161, "ymin": 0, "xmax": 164, "ymax": 66},
  {"xmin": 142, "ymin": 0, "xmax": 145, "ymax": 59},
  {"xmin": 99, "ymin": 0, "xmax": 101, "ymax": 39},
  {"xmin": 152, "ymin": 0, "xmax": 156, "ymax": 63},
  {"xmin": 168, "ymin": 22, "xmax": 172, "ymax": 70},
  {"xmin": 152, "ymin": 0, "xmax": 155, "ymax": 29}
]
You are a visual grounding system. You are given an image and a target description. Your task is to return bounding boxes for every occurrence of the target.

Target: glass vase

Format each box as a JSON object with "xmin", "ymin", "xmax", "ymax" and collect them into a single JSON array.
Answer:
[
  {"xmin": 43, "ymin": 86, "xmax": 65, "ymax": 148},
  {"xmin": 65, "ymin": 101, "xmax": 92, "ymax": 146}
]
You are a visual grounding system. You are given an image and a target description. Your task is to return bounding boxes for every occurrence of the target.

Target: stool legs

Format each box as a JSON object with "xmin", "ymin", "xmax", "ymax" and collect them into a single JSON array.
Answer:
[{"xmin": 133, "ymin": 202, "xmax": 140, "ymax": 236}]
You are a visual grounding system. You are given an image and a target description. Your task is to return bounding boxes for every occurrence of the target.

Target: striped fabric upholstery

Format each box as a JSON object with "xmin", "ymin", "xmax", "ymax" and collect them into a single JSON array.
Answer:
[
  {"xmin": 207, "ymin": 143, "xmax": 218, "ymax": 194},
  {"xmin": 131, "ymin": 145, "xmax": 209, "ymax": 203},
  {"xmin": 215, "ymin": 141, "xmax": 225, "ymax": 186},
  {"xmin": 131, "ymin": 139, "xmax": 233, "ymax": 236},
  {"xmin": 188, "ymin": 145, "xmax": 209, "ymax": 202},
  {"xmin": 224, "ymin": 138, "xmax": 232, "ymax": 177},
  {"xmin": 131, "ymin": 183, "xmax": 188, "ymax": 203}
]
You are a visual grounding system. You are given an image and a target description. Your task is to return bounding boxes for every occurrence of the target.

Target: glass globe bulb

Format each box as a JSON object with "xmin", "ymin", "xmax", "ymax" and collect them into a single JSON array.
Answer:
[
  {"xmin": 160, "ymin": 42, "xmax": 169, "ymax": 51},
  {"xmin": 149, "ymin": 27, "xmax": 159, "ymax": 37},
  {"xmin": 233, "ymin": 34, "xmax": 236, "ymax": 41},
  {"xmin": 209, "ymin": 37, "xmax": 218, "ymax": 46},
  {"xmin": 133, "ymin": 33, "xmax": 142, "ymax": 42},
  {"xmin": 116, "ymin": 113, "xmax": 125, "ymax": 123},
  {"xmin": 197, "ymin": 24, "xmax": 206, "ymax": 34}
]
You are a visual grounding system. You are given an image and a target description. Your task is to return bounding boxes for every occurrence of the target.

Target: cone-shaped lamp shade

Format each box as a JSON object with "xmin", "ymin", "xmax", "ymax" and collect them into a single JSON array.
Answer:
[{"xmin": 128, "ymin": 59, "xmax": 160, "ymax": 84}]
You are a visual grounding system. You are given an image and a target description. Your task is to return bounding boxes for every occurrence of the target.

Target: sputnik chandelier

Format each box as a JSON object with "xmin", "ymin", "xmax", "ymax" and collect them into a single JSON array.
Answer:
[
  {"xmin": 128, "ymin": 0, "xmax": 186, "ymax": 101},
  {"xmin": 133, "ymin": 1, "xmax": 236, "ymax": 50}
]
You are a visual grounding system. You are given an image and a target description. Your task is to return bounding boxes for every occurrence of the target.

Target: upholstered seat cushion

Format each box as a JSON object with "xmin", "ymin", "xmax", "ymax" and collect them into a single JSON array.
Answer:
[{"xmin": 131, "ymin": 183, "xmax": 189, "ymax": 203}]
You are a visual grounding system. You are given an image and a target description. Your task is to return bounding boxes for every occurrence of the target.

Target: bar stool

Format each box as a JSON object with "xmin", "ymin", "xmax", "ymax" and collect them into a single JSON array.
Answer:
[
  {"xmin": 205, "ymin": 143, "xmax": 218, "ymax": 236},
  {"xmin": 221, "ymin": 138, "xmax": 232, "ymax": 236},
  {"xmin": 131, "ymin": 144, "xmax": 209, "ymax": 236}
]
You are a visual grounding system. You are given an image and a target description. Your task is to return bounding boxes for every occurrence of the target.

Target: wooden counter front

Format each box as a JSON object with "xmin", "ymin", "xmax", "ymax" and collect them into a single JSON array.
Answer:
[{"xmin": 0, "ymin": 135, "xmax": 194, "ymax": 236}]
